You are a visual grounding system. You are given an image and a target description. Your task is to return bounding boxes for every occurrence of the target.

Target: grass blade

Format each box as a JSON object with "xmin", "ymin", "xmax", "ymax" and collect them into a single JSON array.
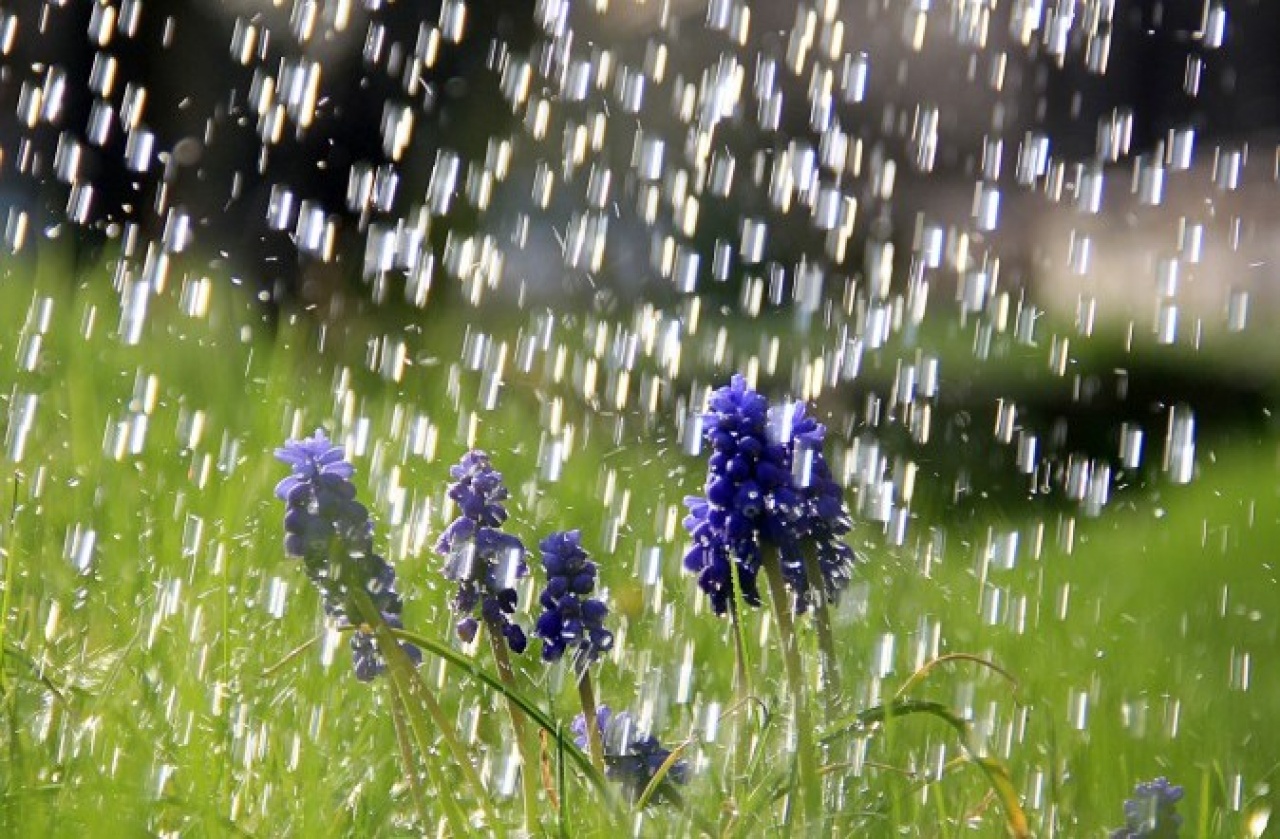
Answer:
[
  {"xmin": 893, "ymin": 653, "xmax": 1021, "ymax": 701},
  {"xmin": 389, "ymin": 626, "xmax": 622, "ymax": 820},
  {"xmin": 822, "ymin": 699, "xmax": 1029, "ymax": 838}
]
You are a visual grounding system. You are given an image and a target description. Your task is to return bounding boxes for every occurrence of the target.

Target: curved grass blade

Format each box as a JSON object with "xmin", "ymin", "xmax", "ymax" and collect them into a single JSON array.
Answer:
[
  {"xmin": 377, "ymin": 627, "xmax": 484, "ymax": 833},
  {"xmin": 968, "ymin": 755, "xmax": 1029, "ymax": 838},
  {"xmin": 389, "ymin": 626, "xmax": 622, "ymax": 819},
  {"xmin": 636, "ymin": 742, "xmax": 687, "ymax": 810},
  {"xmin": 893, "ymin": 653, "xmax": 1021, "ymax": 702},
  {"xmin": 823, "ymin": 698, "xmax": 963, "ymax": 742},
  {"xmin": 345, "ymin": 588, "xmax": 497, "ymax": 829},
  {"xmin": 2, "ymin": 642, "xmax": 74, "ymax": 705},
  {"xmin": 728, "ymin": 757, "xmax": 794, "ymax": 838},
  {"xmin": 632, "ymin": 739, "xmax": 720, "ymax": 838},
  {"xmin": 721, "ymin": 695, "xmax": 786, "ymax": 838},
  {"xmin": 259, "ymin": 635, "xmax": 321, "ymax": 678},
  {"xmin": 821, "ymin": 699, "xmax": 1029, "ymax": 838}
]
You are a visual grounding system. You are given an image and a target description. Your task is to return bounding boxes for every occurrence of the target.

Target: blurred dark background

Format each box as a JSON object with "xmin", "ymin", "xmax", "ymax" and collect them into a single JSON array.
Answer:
[{"xmin": 0, "ymin": 0, "xmax": 1276, "ymax": 310}]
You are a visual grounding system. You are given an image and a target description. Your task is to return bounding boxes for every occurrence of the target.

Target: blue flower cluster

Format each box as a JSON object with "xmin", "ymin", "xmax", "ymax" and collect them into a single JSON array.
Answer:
[
  {"xmin": 274, "ymin": 430, "xmax": 421, "ymax": 681},
  {"xmin": 1111, "ymin": 777, "xmax": 1183, "ymax": 838},
  {"xmin": 572, "ymin": 705, "xmax": 688, "ymax": 801},
  {"xmin": 683, "ymin": 374, "xmax": 857, "ymax": 614},
  {"xmin": 534, "ymin": 530, "xmax": 614, "ymax": 663},
  {"xmin": 436, "ymin": 451, "xmax": 528, "ymax": 652}
]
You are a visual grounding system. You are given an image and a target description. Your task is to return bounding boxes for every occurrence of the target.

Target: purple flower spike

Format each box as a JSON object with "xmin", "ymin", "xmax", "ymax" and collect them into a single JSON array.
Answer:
[
  {"xmin": 534, "ymin": 530, "xmax": 613, "ymax": 664},
  {"xmin": 1111, "ymin": 777, "xmax": 1183, "ymax": 838},
  {"xmin": 683, "ymin": 375, "xmax": 858, "ymax": 615},
  {"xmin": 274, "ymin": 429, "xmax": 420, "ymax": 681},
  {"xmin": 437, "ymin": 450, "xmax": 528, "ymax": 652},
  {"xmin": 571, "ymin": 705, "xmax": 689, "ymax": 802}
]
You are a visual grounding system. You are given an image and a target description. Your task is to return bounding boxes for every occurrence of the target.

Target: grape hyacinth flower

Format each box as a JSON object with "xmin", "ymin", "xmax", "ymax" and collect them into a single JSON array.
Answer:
[
  {"xmin": 534, "ymin": 530, "xmax": 614, "ymax": 664},
  {"xmin": 1110, "ymin": 777, "xmax": 1184, "ymax": 838},
  {"xmin": 682, "ymin": 374, "xmax": 857, "ymax": 615},
  {"xmin": 572, "ymin": 706, "xmax": 689, "ymax": 802},
  {"xmin": 274, "ymin": 430, "xmax": 421, "ymax": 681},
  {"xmin": 436, "ymin": 451, "xmax": 528, "ymax": 653}
]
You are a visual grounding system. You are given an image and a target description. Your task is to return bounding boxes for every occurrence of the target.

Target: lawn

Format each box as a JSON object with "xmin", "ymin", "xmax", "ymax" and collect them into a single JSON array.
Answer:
[{"xmin": 1, "ymin": 254, "xmax": 1276, "ymax": 837}]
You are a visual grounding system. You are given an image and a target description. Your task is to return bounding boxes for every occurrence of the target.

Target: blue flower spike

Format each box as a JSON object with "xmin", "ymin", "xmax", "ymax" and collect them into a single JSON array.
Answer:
[
  {"xmin": 534, "ymin": 529, "xmax": 614, "ymax": 665},
  {"xmin": 437, "ymin": 450, "xmax": 529, "ymax": 653},
  {"xmin": 571, "ymin": 705, "xmax": 689, "ymax": 802},
  {"xmin": 683, "ymin": 374, "xmax": 858, "ymax": 615},
  {"xmin": 1111, "ymin": 777, "xmax": 1184, "ymax": 838},
  {"xmin": 274, "ymin": 429, "xmax": 421, "ymax": 681},
  {"xmin": 683, "ymin": 375, "xmax": 855, "ymax": 829}
]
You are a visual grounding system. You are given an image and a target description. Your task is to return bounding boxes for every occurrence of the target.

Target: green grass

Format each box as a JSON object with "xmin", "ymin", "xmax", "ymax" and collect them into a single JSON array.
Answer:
[{"xmin": 1, "ymin": 255, "xmax": 1277, "ymax": 837}]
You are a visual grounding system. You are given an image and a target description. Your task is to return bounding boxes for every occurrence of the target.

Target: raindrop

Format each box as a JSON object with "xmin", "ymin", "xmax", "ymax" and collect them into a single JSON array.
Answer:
[
  {"xmin": 1227, "ymin": 289, "xmax": 1249, "ymax": 332},
  {"xmin": 1163, "ymin": 406, "xmax": 1196, "ymax": 485},
  {"xmin": 1184, "ymin": 54, "xmax": 1204, "ymax": 96},
  {"xmin": 4, "ymin": 208, "xmax": 29, "ymax": 252},
  {"xmin": 1068, "ymin": 688, "xmax": 1090, "ymax": 731},
  {"xmin": 872, "ymin": 632, "xmax": 895, "ymax": 678},
  {"xmin": 1214, "ymin": 146, "xmax": 1244, "ymax": 191},
  {"xmin": 986, "ymin": 530, "xmax": 1019, "ymax": 571},
  {"xmin": 972, "ymin": 182, "xmax": 1000, "ymax": 232},
  {"xmin": 1202, "ymin": 3, "xmax": 1227, "ymax": 49},
  {"xmin": 1119, "ymin": 423, "xmax": 1144, "ymax": 469},
  {"xmin": 63, "ymin": 525, "xmax": 97, "ymax": 575},
  {"xmin": 86, "ymin": 99, "xmax": 114, "ymax": 146},
  {"xmin": 1229, "ymin": 649, "xmax": 1252, "ymax": 692},
  {"xmin": 0, "ymin": 11, "xmax": 14, "ymax": 55}
]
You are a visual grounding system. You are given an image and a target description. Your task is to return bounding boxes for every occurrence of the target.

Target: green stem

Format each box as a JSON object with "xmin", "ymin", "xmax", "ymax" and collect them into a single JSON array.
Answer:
[
  {"xmin": 375, "ymin": 621, "xmax": 496, "ymax": 829},
  {"xmin": 388, "ymin": 627, "xmax": 630, "ymax": 830},
  {"xmin": 2, "ymin": 476, "xmax": 21, "ymax": 799},
  {"xmin": 487, "ymin": 626, "xmax": 541, "ymax": 832},
  {"xmin": 727, "ymin": 555, "xmax": 754, "ymax": 698},
  {"xmin": 384, "ymin": 630, "xmax": 619, "ymax": 819},
  {"xmin": 761, "ymin": 545, "xmax": 821, "ymax": 829},
  {"xmin": 556, "ymin": 720, "xmax": 570, "ymax": 839},
  {"xmin": 346, "ymin": 587, "xmax": 498, "ymax": 828},
  {"xmin": 386, "ymin": 680, "xmax": 441, "ymax": 834},
  {"xmin": 799, "ymin": 544, "xmax": 840, "ymax": 715},
  {"xmin": 727, "ymin": 559, "xmax": 753, "ymax": 791},
  {"xmin": 576, "ymin": 668, "xmax": 606, "ymax": 774},
  {"xmin": 0, "ymin": 474, "xmax": 19, "ymax": 699},
  {"xmin": 386, "ymin": 654, "xmax": 479, "ymax": 835},
  {"xmin": 388, "ymin": 626, "xmax": 615, "ymax": 809}
]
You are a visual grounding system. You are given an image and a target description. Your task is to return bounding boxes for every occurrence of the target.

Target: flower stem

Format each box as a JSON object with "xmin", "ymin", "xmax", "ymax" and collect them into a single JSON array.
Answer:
[
  {"xmin": 386, "ymin": 680, "xmax": 446, "ymax": 834},
  {"xmin": 488, "ymin": 626, "xmax": 542, "ymax": 832},
  {"xmin": 761, "ymin": 545, "xmax": 821, "ymax": 829},
  {"xmin": 799, "ymin": 544, "xmax": 840, "ymax": 713},
  {"xmin": 347, "ymin": 587, "xmax": 497, "ymax": 826},
  {"xmin": 390, "ymin": 627, "xmax": 622, "ymax": 823},
  {"xmin": 576, "ymin": 668, "xmax": 606, "ymax": 774},
  {"xmin": 382, "ymin": 644, "xmax": 474, "ymax": 834},
  {"xmin": 727, "ymin": 559, "xmax": 753, "ymax": 789},
  {"xmin": 728, "ymin": 558, "xmax": 754, "ymax": 699}
]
